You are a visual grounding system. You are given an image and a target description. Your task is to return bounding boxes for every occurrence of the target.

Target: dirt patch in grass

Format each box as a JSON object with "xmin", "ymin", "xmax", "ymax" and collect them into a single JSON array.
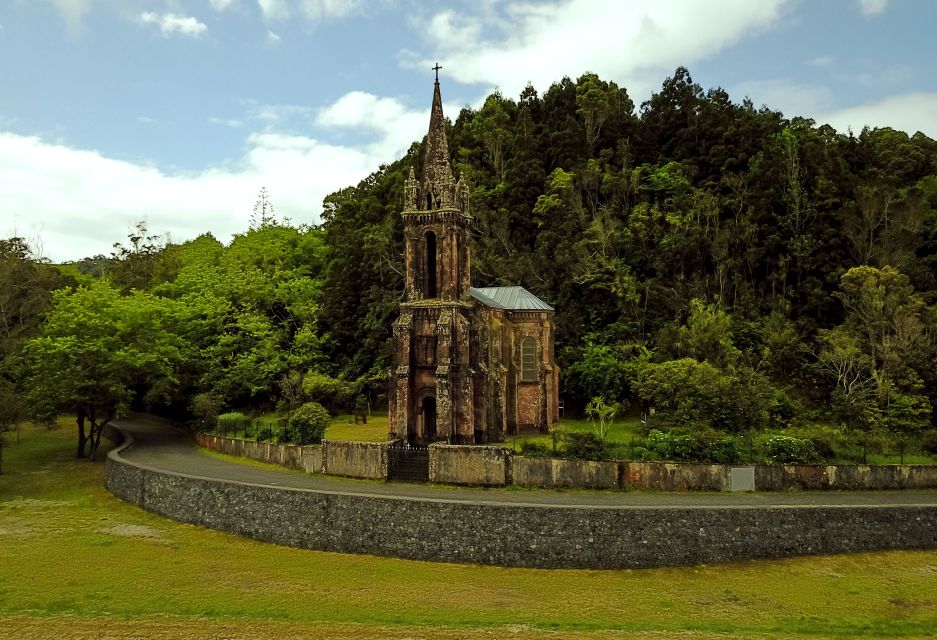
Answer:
[{"xmin": 99, "ymin": 523, "xmax": 166, "ymax": 541}]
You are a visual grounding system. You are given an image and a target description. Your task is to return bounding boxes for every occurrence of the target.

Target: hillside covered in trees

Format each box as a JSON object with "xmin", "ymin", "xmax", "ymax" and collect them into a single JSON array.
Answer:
[{"xmin": 3, "ymin": 68, "xmax": 937, "ymax": 463}]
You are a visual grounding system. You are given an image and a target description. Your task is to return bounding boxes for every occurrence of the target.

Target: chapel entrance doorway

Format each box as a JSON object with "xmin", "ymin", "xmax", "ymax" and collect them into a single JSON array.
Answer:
[{"xmin": 422, "ymin": 395, "xmax": 437, "ymax": 442}]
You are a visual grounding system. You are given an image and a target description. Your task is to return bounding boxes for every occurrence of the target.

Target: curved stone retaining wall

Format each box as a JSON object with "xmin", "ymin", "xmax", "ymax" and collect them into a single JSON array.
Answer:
[{"xmin": 107, "ymin": 432, "xmax": 937, "ymax": 569}]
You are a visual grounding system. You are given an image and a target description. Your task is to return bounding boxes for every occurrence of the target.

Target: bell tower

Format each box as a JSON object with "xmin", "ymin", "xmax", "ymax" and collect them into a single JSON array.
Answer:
[
  {"xmin": 400, "ymin": 70, "xmax": 471, "ymax": 302},
  {"xmin": 390, "ymin": 68, "xmax": 475, "ymax": 445}
]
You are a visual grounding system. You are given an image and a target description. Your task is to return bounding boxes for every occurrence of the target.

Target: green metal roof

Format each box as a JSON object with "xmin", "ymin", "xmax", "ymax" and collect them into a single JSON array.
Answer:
[{"xmin": 469, "ymin": 286, "xmax": 554, "ymax": 311}]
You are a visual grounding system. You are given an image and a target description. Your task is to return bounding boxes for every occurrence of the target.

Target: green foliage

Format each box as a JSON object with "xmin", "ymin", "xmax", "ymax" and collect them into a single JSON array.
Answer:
[
  {"xmin": 518, "ymin": 440, "xmax": 553, "ymax": 458},
  {"xmin": 584, "ymin": 395, "xmax": 621, "ymax": 439},
  {"xmin": 703, "ymin": 437, "xmax": 741, "ymax": 464},
  {"xmin": 190, "ymin": 392, "xmax": 224, "ymax": 426},
  {"xmin": 762, "ymin": 435, "xmax": 817, "ymax": 464},
  {"xmin": 216, "ymin": 412, "xmax": 251, "ymax": 436},
  {"xmin": 0, "ymin": 378, "xmax": 26, "ymax": 473},
  {"xmin": 287, "ymin": 401, "xmax": 330, "ymax": 445},
  {"xmin": 19, "ymin": 280, "xmax": 183, "ymax": 459},
  {"xmin": 561, "ymin": 431, "xmax": 613, "ymax": 460},
  {"xmin": 634, "ymin": 358, "xmax": 780, "ymax": 432},
  {"xmin": 921, "ymin": 430, "xmax": 937, "ymax": 455},
  {"xmin": 302, "ymin": 372, "xmax": 354, "ymax": 413},
  {"xmin": 645, "ymin": 429, "xmax": 697, "ymax": 461},
  {"xmin": 644, "ymin": 429, "xmax": 741, "ymax": 463}
]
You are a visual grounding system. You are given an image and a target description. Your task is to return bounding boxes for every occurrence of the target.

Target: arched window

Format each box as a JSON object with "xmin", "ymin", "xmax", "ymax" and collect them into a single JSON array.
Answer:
[
  {"xmin": 520, "ymin": 336, "xmax": 537, "ymax": 382},
  {"xmin": 425, "ymin": 231, "xmax": 437, "ymax": 298}
]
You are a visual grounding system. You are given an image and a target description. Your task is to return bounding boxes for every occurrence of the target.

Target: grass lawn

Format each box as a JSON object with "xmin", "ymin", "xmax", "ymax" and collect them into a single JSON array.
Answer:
[
  {"xmin": 3, "ymin": 422, "xmax": 937, "ymax": 638},
  {"xmin": 326, "ymin": 413, "xmax": 390, "ymax": 441}
]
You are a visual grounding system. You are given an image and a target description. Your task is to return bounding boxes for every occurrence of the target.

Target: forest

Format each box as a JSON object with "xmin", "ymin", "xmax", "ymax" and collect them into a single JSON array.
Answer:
[{"xmin": 2, "ymin": 67, "xmax": 937, "ymax": 465}]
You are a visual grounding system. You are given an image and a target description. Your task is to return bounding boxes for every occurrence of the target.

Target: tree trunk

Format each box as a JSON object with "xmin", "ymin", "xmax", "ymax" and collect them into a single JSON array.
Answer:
[{"xmin": 76, "ymin": 410, "xmax": 88, "ymax": 459}]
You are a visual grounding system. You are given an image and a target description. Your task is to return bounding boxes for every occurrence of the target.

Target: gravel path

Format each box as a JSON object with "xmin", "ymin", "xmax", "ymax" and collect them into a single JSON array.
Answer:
[{"xmin": 113, "ymin": 414, "xmax": 937, "ymax": 509}]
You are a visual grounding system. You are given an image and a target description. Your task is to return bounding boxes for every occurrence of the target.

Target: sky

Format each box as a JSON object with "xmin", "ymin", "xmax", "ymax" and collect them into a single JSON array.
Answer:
[{"xmin": 1, "ymin": 0, "xmax": 935, "ymax": 262}]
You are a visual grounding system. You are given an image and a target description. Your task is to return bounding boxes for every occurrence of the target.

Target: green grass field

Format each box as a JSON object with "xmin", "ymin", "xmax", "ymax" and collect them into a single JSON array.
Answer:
[
  {"xmin": 2, "ymin": 421, "xmax": 937, "ymax": 639},
  {"xmin": 326, "ymin": 412, "xmax": 390, "ymax": 441}
]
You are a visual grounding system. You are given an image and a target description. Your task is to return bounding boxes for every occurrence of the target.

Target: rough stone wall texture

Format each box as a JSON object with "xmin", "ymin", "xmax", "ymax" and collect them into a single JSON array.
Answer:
[
  {"xmin": 322, "ymin": 440, "xmax": 389, "ymax": 480},
  {"xmin": 513, "ymin": 457, "xmax": 619, "ymax": 489},
  {"xmin": 754, "ymin": 463, "xmax": 937, "ymax": 491},
  {"xmin": 106, "ymin": 447, "xmax": 937, "ymax": 569},
  {"xmin": 429, "ymin": 444, "xmax": 511, "ymax": 486},
  {"xmin": 624, "ymin": 462, "xmax": 729, "ymax": 492},
  {"xmin": 196, "ymin": 432, "xmax": 321, "ymax": 474}
]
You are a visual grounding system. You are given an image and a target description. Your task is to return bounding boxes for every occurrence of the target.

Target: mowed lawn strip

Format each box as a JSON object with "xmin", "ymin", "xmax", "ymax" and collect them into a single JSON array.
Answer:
[{"xmin": 1, "ymin": 422, "xmax": 936, "ymax": 638}]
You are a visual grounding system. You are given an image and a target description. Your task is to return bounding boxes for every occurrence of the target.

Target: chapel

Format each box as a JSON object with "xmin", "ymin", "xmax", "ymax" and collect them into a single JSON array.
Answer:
[{"xmin": 388, "ymin": 72, "xmax": 559, "ymax": 445}]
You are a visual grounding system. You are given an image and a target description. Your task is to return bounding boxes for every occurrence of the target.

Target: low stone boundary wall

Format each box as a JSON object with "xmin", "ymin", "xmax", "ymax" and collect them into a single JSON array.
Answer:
[
  {"xmin": 196, "ymin": 432, "xmax": 322, "ymax": 474},
  {"xmin": 513, "ymin": 457, "xmax": 619, "ymax": 489},
  {"xmin": 429, "ymin": 444, "xmax": 511, "ymax": 486},
  {"xmin": 106, "ymin": 431, "xmax": 937, "ymax": 569},
  {"xmin": 196, "ymin": 432, "xmax": 937, "ymax": 491},
  {"xmin": 322, "ymin": 440, "xmax": 390, "ymax": 480},
  {"xmin": 510, "ymin": 458, "xmax": 937, "ymax": 492}
]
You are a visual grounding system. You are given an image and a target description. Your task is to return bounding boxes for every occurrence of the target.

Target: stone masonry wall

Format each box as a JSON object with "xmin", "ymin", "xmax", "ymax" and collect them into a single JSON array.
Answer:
[
  {"xmin": 429, "ymin": 443, "xmax": 511, "ymax": 486},
  {"xmin": 196, "ymin": 431, "xmax": 937, "ymax": 491},
  {"xmin": 321, "ymin": 440, "xmax": 389, "ymax": 479},
  {"xmin": 196, "ymin": 432, "xmax": 322, "ymax": 474},
  {"xmin": 106, "ymin": 442, "xmax": 937, "ymax": 569}
]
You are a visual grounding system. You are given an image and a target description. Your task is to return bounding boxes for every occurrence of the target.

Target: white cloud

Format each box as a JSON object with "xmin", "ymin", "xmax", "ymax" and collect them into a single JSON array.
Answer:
[
  {"xmin": 210, "ymin": 0, "xmax": 235, "ymax": 10},
  {"xmin": 0, "ymin": 130, "xmax": 377, "ymax": 262},
  {"xmin": 257, "ymin": 0, "xmax": 290, "ymax": 20},
  {"xmin": 413, "ymin": 0, "xmax": 789, "ymax": 100},
  {"xmin": 52, "ymin": 0, "xmax": 91, "ymax": 31},
  {"xmin": 140, "ymin": 12, "xmax": 208, "ymax": 37},
  {"xmin": 208, "ymin": 117, "xmax": 245, "ymax": 128},
  {"xmin": 857, "ymin": 0, "xmax": 888, "ymax": 16},
  {"xmin": 808, "ymin": 55, "xmax": 834, "ymax": 67},
  {"xmin": 256, "ymin": 0, "xmax": 362, "ymax": 21},
  {"xmin": 297, "ymin": 0, "xmax": 360, "ymax": 21},
  {"xmin": 266, "ymin": 30, "xmax": 282, "ymax": 43},
  {"xmin": 0, "ymin": 89, "xmax": 437, "ymax": 262},
  {"xmin": 816, "ymin": 92, "xmax": 937, "ymax": 139},
  {"xmin": 316, "ymin": 91, "xmax": 462, "ymax": 161}
]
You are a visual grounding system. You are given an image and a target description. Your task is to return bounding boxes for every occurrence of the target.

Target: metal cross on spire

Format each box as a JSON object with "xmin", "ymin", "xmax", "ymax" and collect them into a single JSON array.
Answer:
[{"xmin": 432, "ymin": 62, "xmax": 442, "ymax": 82}]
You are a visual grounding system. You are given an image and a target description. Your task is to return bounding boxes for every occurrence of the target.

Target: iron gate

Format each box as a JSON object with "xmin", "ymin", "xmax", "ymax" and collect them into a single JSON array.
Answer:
[{"xmin": 388, "ymin": 442, "xmax": 429, "ymax": 483}]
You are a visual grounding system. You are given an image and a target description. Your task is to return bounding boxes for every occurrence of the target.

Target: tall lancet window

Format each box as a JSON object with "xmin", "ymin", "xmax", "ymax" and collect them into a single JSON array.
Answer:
[
  {"xmin": 521, "ymin": 337, "xmax": 538, "ymax": 382},
  {"xmin": 425, "ymin": 231, "xmax": 437, "ymax": 298}
]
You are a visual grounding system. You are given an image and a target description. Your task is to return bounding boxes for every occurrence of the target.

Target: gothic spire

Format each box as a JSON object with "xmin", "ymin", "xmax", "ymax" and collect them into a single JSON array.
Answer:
[{"xmin": 423, "ymin": 69, "xmax": 453, "ymax": 186}]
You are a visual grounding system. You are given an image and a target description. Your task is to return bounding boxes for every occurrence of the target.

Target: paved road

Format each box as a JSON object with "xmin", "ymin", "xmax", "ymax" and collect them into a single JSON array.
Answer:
[{"xmin": 113, "ymin": 414, "xmax": 937, "ymax": 509}]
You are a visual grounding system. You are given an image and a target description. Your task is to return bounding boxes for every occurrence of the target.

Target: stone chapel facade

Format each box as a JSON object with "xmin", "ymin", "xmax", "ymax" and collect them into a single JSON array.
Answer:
[{"xmin": 388, "ymin": 76, "xmax": 559, "ymax": 445}]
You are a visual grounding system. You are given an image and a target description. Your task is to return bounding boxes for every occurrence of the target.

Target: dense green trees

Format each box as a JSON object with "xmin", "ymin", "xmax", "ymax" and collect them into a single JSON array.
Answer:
[
  {"xmin": 3, "ymin": 67, "xmax": 937, "ymax": 460},
  {"xmin": 316, "ymin": 68, "xmax": 937, "ymax": 455}
]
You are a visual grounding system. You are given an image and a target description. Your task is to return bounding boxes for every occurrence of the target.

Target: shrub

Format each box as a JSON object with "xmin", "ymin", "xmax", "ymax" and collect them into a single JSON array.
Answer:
[
  {"xmin": 216, "ymin": 411, "xmax": 250, "ymax": 437},
  {"xmin": 519, "ymin": 441, "xmax": 552, "ymax": 458},
  {"xmin": 253, "ymin": 416, "xmax": 286, "ymax": 443},
  {"xmin": 633, "ymin": 358, "xmax": 782, "ymax": 433},
  {"xmin": 703, "ymin": 438, "xmax": 740, "ymax": 464},
  {"xmin": 763, "ymin": 435, "xmax": 816, "ymax": 464},
  {"xmin": 287, "ymin": 401, "xmax": 330, "ymax": 445},
  {"xmin": 645, "ymin": 429, "xmax": 701, "ymax": 462},
  {"xmin": 562, "ymin": 432, "xmax": 613, "ymax": 460},
  {"xmin": 921, "ymin": 430, "xmax": 937, "ymax": 455},
  {"xmin": 190, "ymin": 391, "xmax": 224, "ymax": 428},
  {"xmin": 630, "ymin": 445, "xmax": 651, "ymax": 461}
]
